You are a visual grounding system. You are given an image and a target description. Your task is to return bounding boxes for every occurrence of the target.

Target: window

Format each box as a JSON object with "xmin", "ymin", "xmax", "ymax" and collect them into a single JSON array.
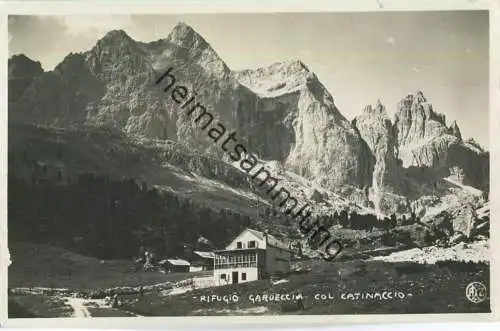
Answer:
[
  {"xmin": 242, "ymin": 273, "xmax": 247, "ymax": 281},
  {"xmin": 236, "ymin": 241, "xmax": 242, "ymax": 249},
  {"xmin": 220, "ymin": 274, "xmax": 226, "ymax": 280},
  {"xmin": 248, "ymin": 240, "xmax": 256, "ymax": 248}
]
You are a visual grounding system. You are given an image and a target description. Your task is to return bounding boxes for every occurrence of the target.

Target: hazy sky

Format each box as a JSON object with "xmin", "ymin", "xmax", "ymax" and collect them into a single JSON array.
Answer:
[{"xmin": 8, "ymin": 11, "xmax": 489, "ymax": 149}]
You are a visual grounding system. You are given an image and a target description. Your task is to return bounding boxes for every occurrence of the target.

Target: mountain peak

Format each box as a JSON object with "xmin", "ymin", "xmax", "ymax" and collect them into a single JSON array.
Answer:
[
  {"xmin": 92, "ymin": 29, "xmax": 140, "ymax": 56},
  {"xmin": 401, "ymin": 90, "xmax": 428, "ymax": 106},
  {"xmin": 397, "ymin": 91, "xmax": 446, "ymax": 125},
  {"xmin": 8, "ymin": 53, "xmax": 44, "ymax": 103},
  {"xmin": 395, "ymin": 91, "xmax": 449, "ymax": 149},
  {"xmin": 284, "ymin": 59, "xmax": 310, "ymax": 73},
  {"xmin": 465, "ymin": 138, "xmax": 485, "ymax": 152},
  {"xmin": 9, "ymin": 53, "xmax": 38, "ymax": 63},
  {"xmin": 234, "ymin": 59, "xmax": 314, "ymax": 98},
  {"xmin": 448, "ymin": 120, "xmax": 462, "ymax": 140},
  {"xmin": 86, "ymin": 28, "xmax": 147, "ymax": 78},
  {"xmin": 8, "ymin": 53, "xmax": 44, "ymax": 77},
  {"xmin": 363, "ymin": 99, "xmax": 388, "ymax": 118},
  {"xmin": 98, "ymin": 29, "xmax": 134, "ymax": 44},
  {"xmin": 414, "ymin": 90, "xmax": 427, "ymax": 103},
  {"xmin": 167, "ymin": 21, "xmax": 208, "ymax": 49},
  {"xmin": 163, "ymin": 21, "xmax": 231, "ymax": 78},
  {"xmin": 266, "ymin": 59, "xmax": 310, "ymax": 74},
  {"xmin": 172, "ymin": 21, "xmax": 195, "ymax": 34}
]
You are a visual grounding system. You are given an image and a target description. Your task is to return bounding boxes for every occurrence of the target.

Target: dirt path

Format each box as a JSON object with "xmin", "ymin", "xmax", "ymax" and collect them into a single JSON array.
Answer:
[
  {"xmin": 65, "ymin": 297, "xmax": 91, "ymax": 318},
  {"xmin": 11, "ymin": 287, "xmax": 145, "ymax": 317}
]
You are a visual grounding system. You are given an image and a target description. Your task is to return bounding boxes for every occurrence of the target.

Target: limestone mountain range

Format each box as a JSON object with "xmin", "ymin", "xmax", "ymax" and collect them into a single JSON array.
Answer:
[{"xmin": 8, "ymin": 22, "xmax": 489, "ymax": 218}]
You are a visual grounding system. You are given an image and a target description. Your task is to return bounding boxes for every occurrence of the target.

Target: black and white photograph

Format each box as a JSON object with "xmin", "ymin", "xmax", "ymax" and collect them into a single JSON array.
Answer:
[{"xmin": 2, "ymin": 0, "xmax": 497, "ymax": 324}]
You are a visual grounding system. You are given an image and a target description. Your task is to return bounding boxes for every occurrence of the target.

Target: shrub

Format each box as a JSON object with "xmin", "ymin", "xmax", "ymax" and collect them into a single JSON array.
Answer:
[
  {"xmin": 395, "ymin": 231, "xmax": 414, "ymax": 246},
  {"xmin": 423, "ymin": 230, "xmax": 436, "ymax": 246},
  {"xmin": 395, "ymin": 263, "xmax": 428, "ymax": 275},
  {"xmin": 352, "ymin": 264, "xmax": 368, "ymax": 277},
  {"xmin": 281, "ymin": 300, "xmax": 305, "ymax": 312},
  {"xmin": 435, "ymin": 260, "xmax": 488, "ymax": 272},
  {"xmin": 8, "ymin": 299, "xmax": 38, "ymax": 318},
  {"xmin": 381, "ymin": 233, "xmax": 398, "ymax": 246}
]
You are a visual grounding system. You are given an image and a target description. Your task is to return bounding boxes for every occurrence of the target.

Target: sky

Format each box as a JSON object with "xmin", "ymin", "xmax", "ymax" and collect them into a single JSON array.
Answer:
[{"xmin": 8, "ymin": 11, "xmax": 489, "ymax": 149}]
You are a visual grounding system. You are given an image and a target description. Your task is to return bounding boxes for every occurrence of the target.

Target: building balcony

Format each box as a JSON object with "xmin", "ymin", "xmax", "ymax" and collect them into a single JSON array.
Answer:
[{"xmin": 214, "ymin": 261, "xmax": 257, "ymax": 270}]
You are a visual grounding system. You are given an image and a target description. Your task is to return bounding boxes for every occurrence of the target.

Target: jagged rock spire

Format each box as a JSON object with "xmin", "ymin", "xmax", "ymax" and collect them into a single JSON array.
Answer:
[
  {"xmin": 448, "ymin": 120, "xmax": 462, "ymax": 141},
  {"xmin": 414, "ymin": 90, "xmax": 427, "ymax": 103},
  {"xmin": 362, "ymin": 99, "xmax": 388, "ymax": 118}
]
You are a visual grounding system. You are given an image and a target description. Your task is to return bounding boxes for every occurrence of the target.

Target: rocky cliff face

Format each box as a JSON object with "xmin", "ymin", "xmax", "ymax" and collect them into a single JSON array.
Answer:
[
  {"xmin": 448, "ymin": 121, "xmax": 462, "ymax": 141},
  {"xmin": 10, "ymin": 24, "xmax": 246, "ymax": 153},
  {"xmin": 12, "ymin": 52, "xmax": 106, "ymax": 126},
  {"xmin": 8, "ymin": 54, "xmax": 43, "ymax": 104},
  {"xmin": 394, "ymin": 91, "xmax": 488, "ymax": 191},
  {"xmin": 10, "ymin": 23, "xmax": 376, "ymax": 191},
  {"xmin": 236, "ymin": 60, "xmax": 375, "ymax": 189},
  {"xmin": 395, "ymin": 91, "xmax": 449, "ymax": 149},
  {"xmin": 353, "ymin": 100, "xmax": 407, "ymax": 214},
  {"xmin": 286, "ymin": 76, "xmax": 375, "ymax": 189},
  {"xmin": 8, "ymin": 23, "xmax": 489, "ymax": 216},
  {"xmin": 354, "ymin": 100, "xmax": 401, "ymax": 191}
]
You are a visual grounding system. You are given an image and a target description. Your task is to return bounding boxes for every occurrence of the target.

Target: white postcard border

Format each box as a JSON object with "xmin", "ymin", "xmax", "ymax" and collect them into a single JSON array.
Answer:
[{"xmin": 0, "ymin": 0, "xmax": 498, "ymax": 327}]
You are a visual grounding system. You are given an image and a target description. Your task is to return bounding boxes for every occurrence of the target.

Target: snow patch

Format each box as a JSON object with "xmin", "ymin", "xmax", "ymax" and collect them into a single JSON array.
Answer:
[
  {"xmin": 271, "ymin": 279, "xmax": 289, "ymax": 285},
  {"xmin": 371, "ymin": 240, "xmax": 489, "ymax": 264},
  {"xmin": 442, "ymin": 177, "xmax": 484, "ymax": 197}
]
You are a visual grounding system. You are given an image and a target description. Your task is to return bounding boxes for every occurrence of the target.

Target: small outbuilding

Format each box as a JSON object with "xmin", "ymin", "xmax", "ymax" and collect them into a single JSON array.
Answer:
[
  {"xmin": 159, "ymin": 259, "xmax": 191, "ymax": 273},
  {"xmin": 191, "ymin": 251, "xmax": 215, "ymax": 271}
]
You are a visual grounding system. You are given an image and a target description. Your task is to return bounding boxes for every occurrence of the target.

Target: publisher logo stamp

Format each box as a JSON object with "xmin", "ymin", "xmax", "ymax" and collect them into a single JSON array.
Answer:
[{"xmin": 465, "ymin": 282, "xmax": 487, "ymax": 303}]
